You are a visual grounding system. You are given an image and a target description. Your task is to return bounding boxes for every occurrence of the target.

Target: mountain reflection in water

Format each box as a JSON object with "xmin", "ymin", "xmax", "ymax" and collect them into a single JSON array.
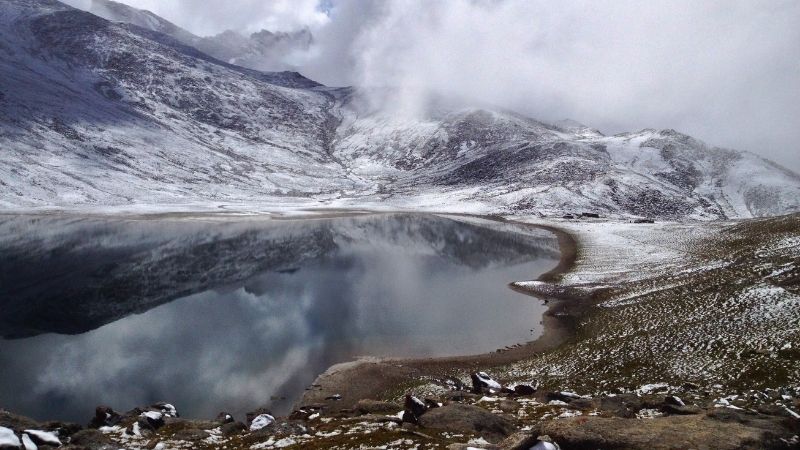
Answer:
[{"xmin": 0, "ymin": 213, "xmax": 559, "ymax": 422}]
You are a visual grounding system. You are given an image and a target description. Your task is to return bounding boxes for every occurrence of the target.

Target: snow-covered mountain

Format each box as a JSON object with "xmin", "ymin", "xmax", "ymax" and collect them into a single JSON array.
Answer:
[
  {"xmin": 84, "ymin": 0, "xmax": 313, "ymax": 72},
  {"xmin": 1, "ymin": 0, "xmax": 799, "ymax": 219}
]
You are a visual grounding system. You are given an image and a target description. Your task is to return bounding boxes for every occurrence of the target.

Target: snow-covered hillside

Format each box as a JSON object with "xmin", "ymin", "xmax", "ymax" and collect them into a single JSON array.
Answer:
[
  {"xmin": 83, "ymin": 0, "xmax": 313, "ymax": 73},
  {"xmin": 1, "ymin": 0, "xmax": 798, "ymax": 219}
]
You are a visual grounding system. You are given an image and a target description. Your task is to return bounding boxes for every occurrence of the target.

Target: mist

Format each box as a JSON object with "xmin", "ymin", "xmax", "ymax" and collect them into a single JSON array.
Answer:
[{"xmin": 67, "ymin": 0, "xmax": 800, "ymax": 171}]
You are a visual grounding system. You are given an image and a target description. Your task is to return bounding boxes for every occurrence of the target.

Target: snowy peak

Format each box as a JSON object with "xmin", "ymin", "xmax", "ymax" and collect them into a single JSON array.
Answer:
[
  {"xmin": 87, "ymin": 0, "xmax": 194, "ymax": 42},
  {"xmin": 0, "ymin": 0, "xmax": 798, "ymax": 219},
  {"xmin": 81, "ymin": 0, "xmax": 313, "ymax": 73}
]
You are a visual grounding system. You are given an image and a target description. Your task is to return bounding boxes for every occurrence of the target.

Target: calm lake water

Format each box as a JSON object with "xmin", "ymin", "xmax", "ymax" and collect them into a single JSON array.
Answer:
[{"xmin": 0, "ymin": 213, "xmax": 559, "ymax": 422}]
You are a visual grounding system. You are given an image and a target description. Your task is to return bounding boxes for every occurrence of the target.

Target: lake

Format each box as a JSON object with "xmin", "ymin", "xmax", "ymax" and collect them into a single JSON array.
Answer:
[{"xmin": 0, "ymin": 213, "xmax": 559, "ymax": 423}]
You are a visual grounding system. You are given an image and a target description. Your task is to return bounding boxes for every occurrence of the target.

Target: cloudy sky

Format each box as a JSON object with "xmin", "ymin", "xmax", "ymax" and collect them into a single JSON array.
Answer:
[{"xmin": 70, "ymin": 0, "xmax": 799, "ymax": 171}]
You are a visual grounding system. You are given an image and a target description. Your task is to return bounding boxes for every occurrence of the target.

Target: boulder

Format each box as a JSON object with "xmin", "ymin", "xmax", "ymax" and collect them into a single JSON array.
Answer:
[
  {"xmin": 245, "ymin": 408, "xmax": 273, "ymax": 426},
  {"xmin": 288, "ymin": 409, "xmax": 312, "ymax": 421},
  {"xmin": 661, "ymin": 404, "xmax": 702, "ymax": 415},
  {"xmin": 138, "ymin": 411, "xmax": 164, "ymax": 430},
  {"xmin": 169, "ymin": 428, "xmax": 209, "ymax": 442},
  {"xmin": 544, "ymin": 391, "xmax": 582, "ymax": 403},
  {"xmin": 443, "ymin": 391, "xmax": 480, "ymax": 402},
  {"xmin": 471, "ymin": 372, "xmax": 502, "ymax": 393},
  {"xmin": 355, "ymin": 399, "xmax": 402, "ymax": 415},
  {"xmin": 404, "ymin": 395, "xmax": 428, "ymax": 423},
  {"xmin": 498, "ymin": 399, "xmax": 521, "ymax": 413},
  {"xmin": 424, "ymin": 399, "xmax": 442, "ymax": 409},
  {"xmin": 21, "ymin": 434, "xmax": 36, "ymax": 450},
  {"xmin": 215, "ymin": 412, "xmax": 234, "ymax": 424},
  {"xmin": 220, "ymin": 421, "xmax": 246, "ymax": 437},
  {"xmin": 535, "ymin": 415, "xmax": 791, "ymax": 450},
  {"xmin": 497, "ymin": 431, "xmax": 539, "ymax": 450},
  {"xmin": 598, "ymin": 394, "xmax": 645, "ymax": 418},
  {"xmin": 42, "ymin": 421, "xmax": 81, "ymax": 439},
  {"xmin": 442, "ymin": 376, "xmax": 467, "ymax": 391},
  {"xmin": 165, "ymin": 418, "xmax": 219, "ymax": 430},
  {"xmin": 88, "ymin": 406, "xmax": 116, "ymax": 429},
  {"xmin": 417, "ymin": 403, "xmax": 516, "ymax": 443},
  {"xmin": 566, "ymin": 397, "xmax": 598, "ymax": 411},
  {"xmin": 149, "ymin": 403, "xmax": 178, "ymax": 418},
  {"xmin": 0, "ymin": 411, "xmax": 39, "ymax": 431},
  {"xmin": 664, "ymin": 395, "xmax": 685, "ymax": 407},
  {"xmin": 0, "ymin": 426, "xmax": 21, "ymax": 449},
  {"xmin": 69, "ymin": 429, "xmax": 116, "ymax": 450},
  {"xmin": 756, "ymin": 404, "xmax": 796, "ymax": 417},
  {"xmin": 513, "ymin": 384, "xmax": 537, "ymax": 396},
  {"xmin": 447, "ymin": 444, "xmax": 499, "ymax": 450},
  {"xmin": 248, "ymin": 414, "xmax": 275, "ymax": 432},
  {"xmin": 23, "ymin": 429, "xmax": 61, "ymax": 447}
]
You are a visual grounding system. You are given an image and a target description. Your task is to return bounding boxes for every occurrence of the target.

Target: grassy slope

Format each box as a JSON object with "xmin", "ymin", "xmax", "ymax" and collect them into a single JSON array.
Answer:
[{"xmin": 505, "ymin": 213, "xmax": 800, "ymax": 395}]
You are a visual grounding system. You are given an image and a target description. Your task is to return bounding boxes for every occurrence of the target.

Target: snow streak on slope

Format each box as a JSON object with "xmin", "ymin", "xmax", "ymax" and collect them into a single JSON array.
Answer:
[{"xmin": 1, "ymin": 0, "xmax": 799, "ymax": 219}]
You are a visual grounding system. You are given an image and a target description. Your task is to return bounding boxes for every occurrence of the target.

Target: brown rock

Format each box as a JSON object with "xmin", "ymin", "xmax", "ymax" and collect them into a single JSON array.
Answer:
[
  {"xmin": 355, "ymin": 399, "xmax": 402, "ymax": 415},
  {"xmin": 404, "ymin": 395, "xmax": 428, "ymax": 423},
  {"xmin": 417, "ymin": 403, "xmax": 516, "ymax": 443},
  {"xmin": 444, "ymin": 391, "xmax": 481, "ymax": 402},
  {"xmin": 535, "ymin": 415, "xmax": 791, "ymax": 450},
  {"xmin": 169, "ymin": 428, "xmax": 209, "ymax": 441},
  {"xmin": 215, "ymin": 412, "xmax": 234, "ymax": 424},
  {"xmin": 220, "ymin": 421, "xmax": 246, "ymax": 437},
  {"xmin": 69, "ymin": 429, "xmax": 116, "ymax": 450},
  {"xmin": 661, "ymin": 404, "xmax": 702, "ymax": 415},
  {"xmin": 513, "ymin": 384, "xmax": 537, "ymax": 396},
  {"xmin": 498, "ymin": 399, "xmax": 521, "ymax": 413}
]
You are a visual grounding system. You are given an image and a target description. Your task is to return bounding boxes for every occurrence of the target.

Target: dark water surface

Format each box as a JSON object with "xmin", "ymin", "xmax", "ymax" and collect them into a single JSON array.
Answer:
[{"xmin": 0, "ymin": 213, "xmax": 559, "ymax": 422}]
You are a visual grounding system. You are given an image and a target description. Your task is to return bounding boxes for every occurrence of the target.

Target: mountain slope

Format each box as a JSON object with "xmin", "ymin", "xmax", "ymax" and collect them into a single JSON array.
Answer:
[
  {"xmin": 0, "ymin": 0, "xmax": 354, "ymax": 209},
  {"xmin": 84, "ymin": 0, "xmax": 313, "ymax": 72},
  {"xmin": 1, "ymin": 0, "xmax": 798, "ymax": 219}
]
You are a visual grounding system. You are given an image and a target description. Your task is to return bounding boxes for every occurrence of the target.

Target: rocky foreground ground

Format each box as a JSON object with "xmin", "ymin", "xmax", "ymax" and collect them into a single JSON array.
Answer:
[
  {"xmin": 1, "ymin": 374, "xmax": 798, "ymax": 449},
  {"xmin": 1, "ymin": 213, "xmax": 798, "ymax": 449}
]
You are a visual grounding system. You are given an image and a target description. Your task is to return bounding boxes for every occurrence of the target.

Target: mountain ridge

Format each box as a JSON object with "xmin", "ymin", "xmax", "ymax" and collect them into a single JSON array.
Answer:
[{"xmin": 1, "ymin": 0, "xmax": 798, "ymax": 219}]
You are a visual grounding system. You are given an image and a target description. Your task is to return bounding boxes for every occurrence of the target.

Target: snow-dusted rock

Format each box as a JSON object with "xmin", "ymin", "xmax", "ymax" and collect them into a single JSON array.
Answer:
[
  {"xmin": 139, "ymin": 411, "xmax": 165, "ymax": 429},
  {"xmin": 471, "ymin": 372, "xmax": 503, "ymax": 393},
  {"xmin": 20, "ymin": 434, "xmax": 35, "ymax": 450},
  {"xmin": 664, "ymin": 396, "xmax": 685, "ymax": 407},
  {"xmin": 531, "ymin": 441, "xmax": 560, "ymax": 450},
  {"xmin": 249, "ymin": 414, "xmax": 275, "ymax": 431},
  {"xmin": 22, "ymin": 429, "xmax": 60, "ymax": 447},
  {"xmin": 0, "ymin": 427, "xmax": 21, "ymax": 448},
  {"xmin": 403, "ymin": 395, "xmax": 428, "ymax": 423},
  {"xmin": 152, "ymin": 403, "xmax": 178, "ymax": 418}
]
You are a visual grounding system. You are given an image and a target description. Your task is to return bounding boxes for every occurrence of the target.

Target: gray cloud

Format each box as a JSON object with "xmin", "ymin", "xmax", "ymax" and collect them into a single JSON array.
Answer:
[{"xmin": 68, "ymin": 0, "xmax": 800, "ymax": 171}]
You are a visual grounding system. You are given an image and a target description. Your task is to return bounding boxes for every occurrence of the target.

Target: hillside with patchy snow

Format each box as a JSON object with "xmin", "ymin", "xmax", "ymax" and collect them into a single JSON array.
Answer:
[{"xmin": 1, "ymin": 0, "xmax": 799, "ymax": 219}]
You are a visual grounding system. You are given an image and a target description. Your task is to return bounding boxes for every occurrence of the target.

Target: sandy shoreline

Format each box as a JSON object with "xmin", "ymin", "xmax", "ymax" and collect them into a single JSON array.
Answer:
[{"xmin": 295, "ymin": 214, "xmax": 582, "ymax": 413}]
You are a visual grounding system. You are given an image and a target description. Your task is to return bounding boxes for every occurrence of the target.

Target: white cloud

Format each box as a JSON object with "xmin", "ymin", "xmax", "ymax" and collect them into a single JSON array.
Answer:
[
  {"xmin": 72, "ymin": 0, "xmax": 330, "ymax": 35},
  {"xmin": 66, "ymin": 0, "xmax": 800, "ymax": 171}
]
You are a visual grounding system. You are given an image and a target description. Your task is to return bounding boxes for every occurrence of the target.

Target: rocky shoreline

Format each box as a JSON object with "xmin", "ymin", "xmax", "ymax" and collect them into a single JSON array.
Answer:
[{"xmin": 1, "ymin": 372, "xmax": 799, "ymax": 449}]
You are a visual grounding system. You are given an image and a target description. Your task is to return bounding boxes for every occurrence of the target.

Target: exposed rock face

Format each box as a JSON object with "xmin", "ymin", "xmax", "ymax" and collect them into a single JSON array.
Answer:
[{"xmin": 417, "ymin": 403, "xmax": 516, "ymax": 443}]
